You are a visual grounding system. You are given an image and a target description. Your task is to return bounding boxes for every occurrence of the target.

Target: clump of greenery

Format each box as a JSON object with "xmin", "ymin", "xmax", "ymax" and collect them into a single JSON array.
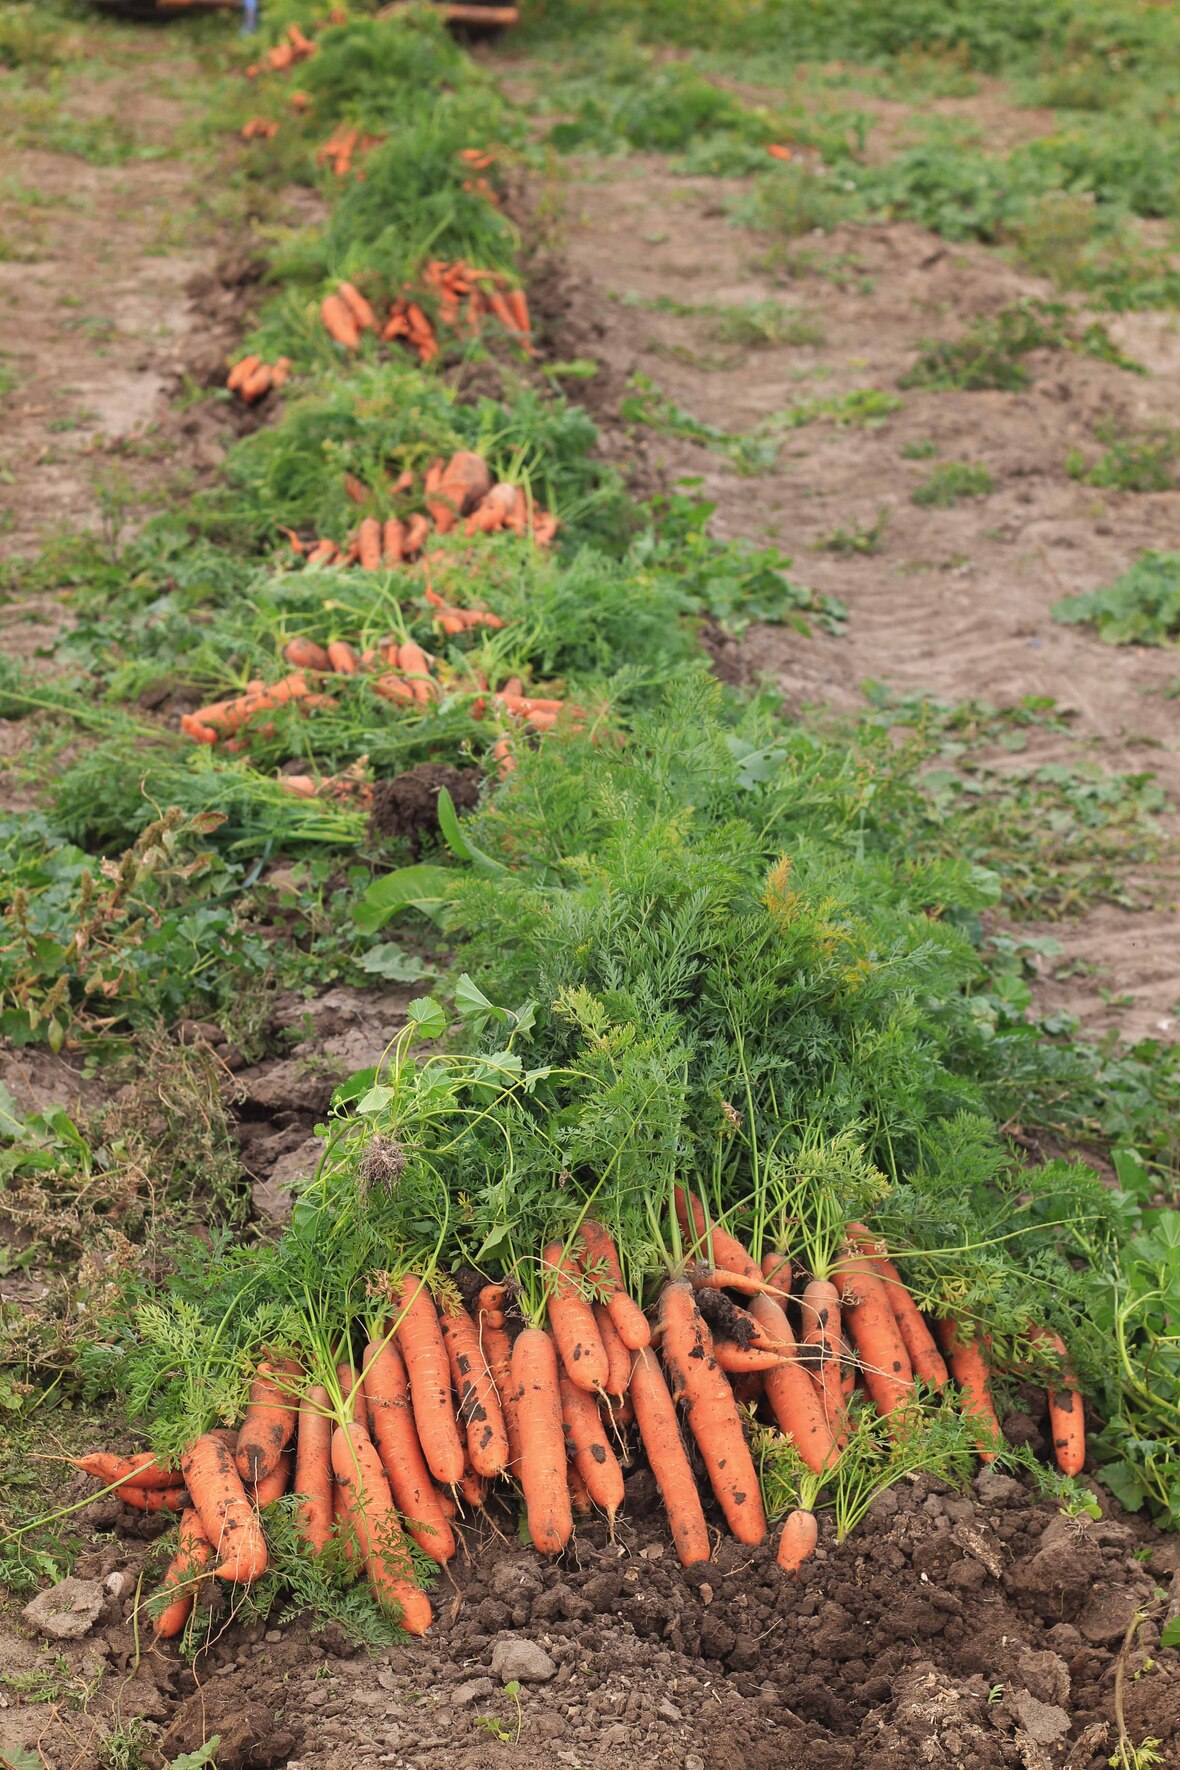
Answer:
[
  {"xmin": 911, "ymin": 461, "xmax": 994, "ymax": 506},
  {"xmin": 902, "ymin": 299, "xmax": 1141, "ymax": 392},
  {"xmin": 1053, "ymin": 552, "xmax": 1180, "ymax": 645},
  {"xmin": 1065, "ymin": 424, "xmax": 1180, "ymax": 493}
]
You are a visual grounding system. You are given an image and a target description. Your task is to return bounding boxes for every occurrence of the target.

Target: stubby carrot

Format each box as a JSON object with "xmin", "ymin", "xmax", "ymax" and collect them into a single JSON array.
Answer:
[
  {"xmin": 181, "ymin": 1433, "xmax": 267, "ymax": 1583},
  {"xmin": 776, "ymin": 1509, "xmax": 818, "ymax": 1576},
  {"xmin": 153, "ymin": 1508, "xmax": 213, "ymax": 1639},
  {"xmin": 1028, "ymin": 1324, "xmax": 1085, "ymax": 1476}
]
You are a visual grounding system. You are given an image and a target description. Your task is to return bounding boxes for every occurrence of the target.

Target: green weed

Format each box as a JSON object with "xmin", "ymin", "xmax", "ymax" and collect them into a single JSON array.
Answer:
[
  {"xmin": 911, "ymin": 461, "xmax": 994, "ymax": 506},
  {"xmin": 1053, "ymin": 552, "xmax": 1180, "ymax": 645},
  {"xmin": 902, "ymin": 299, "xmax": 1141, "ymax": 392},
  {"xmin": 817, "ymin": 509, "xmax": 889, "ymax": 554},
  {"xmin": 1065, "ymin": 424, "xmax": 1180, "ymax": 493}
]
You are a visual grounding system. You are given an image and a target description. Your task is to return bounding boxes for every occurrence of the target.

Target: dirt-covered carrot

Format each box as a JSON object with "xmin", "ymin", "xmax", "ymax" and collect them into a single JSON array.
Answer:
[
  {"xmin": 251, "ymin": 1449, "xmax": 292, "ymax": 1509},
  {"xmin": 439, "ymin": 1302, "xmax": 509, "ymax": 1479},
  {"xmin": 629, "ymin": 1346, "xmax": 710, "ymax": 1566},
  {"xmin": 1028, "ymin": 1324, "xmax": 1085, "ymax": 1476},
  {"xmin": 477, "ymin": 1282, "xmax": 509, "ymax": 1321},
  {"xmin": 834, "ymin": 1246, "xmax": 914, "ymax": 1424},
  {"xmin": 394, "ymin": 1276, "xmax": 465, "ymax": 1487},
  {"xmin": 658, "ymin": 1279, "xmax": 766, "ymax": 1545},
  {"xmin": 800, "ymin": 1277, "xmax": 848, "ymax": 1443},
  {"xmin": 776, "ymin": 1509, "xmax": 818, "ymax": 1576},
  {"xmin": 479, "ymin": 1318, "xmax": 522, "ymax": 1476},
  {"xmin": 364, "ymin": 1336, "xmax": 456, "ymax": 1563},
  {"xmin": 283, "ymin": 636, "xmax": 331, "ymax": 672},
  {"xmin": 336, "ymin": 281, "xmax": 376, "ymax": 332},
  {"xmin": 713, "ymin": 1341, "xmax": 792, "ymax": 1373},
  {"xmin": 510, "ymin": 1327, "xmax": 571, "ymax": 1554},
  {"xmin": 357, "ymin": 518, "xmax": 382, "ymax": 571},
  {"xmin": 153, "ymin": 1508, "xmax": 213, "ymax": 1639},
  {"xmin": 235, "ymin": 1357, "xmax": 299, "ymax": 1485},
  {"xmin": 294, "ymin": 1383, "xmax": 333, "ymax": 1554},
  {"xmin": 321, "ymin": 293, "xmax": 360, "ymax": 350},
  {"xmin": 543, "ymin": 1240, "xmax": 610, "ymax": 1394},
  {"xmin": 331, "ymin": 1422, "xmax": 432, "ymax": 1634},
  {"xmin": 577, "ymin": 1220, "xmax": 650, "ymax": 1350},
  {"xmin": 72, "ymin": 1451, "xmax": 180, "ymax": 1491},
  {"xmin": 181, "ymin": 1433, "xmax": 267, "ymax": 1583},
  {"xmin": 935, "ymin": 1319, "xmax": 1001, "ymax": 1462},
  {"xmin": 559, "ymin": 1373, "xmax": 624, "ymax": 1526},
  {"xmin": 568, "ymin": 1459, "xmax": 593, "ymax": 1518},
  {"xmin": 426, "ymin": 451, "xmax": 491, "ymax": 533},
  {"xmin": 121, "ymin": 1486, "xmax": 187, "ymax": 1513},
  {"xmin": 593, "ymin": 1303, "xmax": 632, "ymax": 1401},
  {"xmin": 750, "ymin": 1292, "xmax": 835, "ymax": 1475},
  {"xmin": 374, "ymin": 672, "xmax": 414, "ymax": 704}
]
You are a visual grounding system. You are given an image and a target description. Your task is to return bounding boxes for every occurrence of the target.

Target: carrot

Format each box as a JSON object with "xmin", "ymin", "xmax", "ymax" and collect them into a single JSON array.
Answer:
[
  {"xmin": 505, "ymin": 288, "xmax": 530, "ymax": 335},
  {"xmin": 761, "ymin": 1250, "xmax": 794, "ymax": 1294},
  {"xmin": 235, "ymin": 1357, "xmax": 299, "ymax": 1485},
  {"xmin": 403, "ymin": 512, "xmax": 430, "ymax": 556},
  {"xmin": 577, "ymin": 1220, "xmax": 650, "ymax": 1350},
  {"xmin": 673, "ymin": 1186, "xmax": 762, "ymax": 1286},
  {"xmin": 439, "ymin": 1303, "xmax": 509, "ymax": 1478},
  {"xmin": 227, "ymin": 354, "xmax": 260, "ymax": 392},
  {"xmin": 374, "ymin": 672, "xmax": 414, "ymax": 704},
  {"xmin": 713, "ymin": 1341, "xmax": 791, "ymax": 1374},
  {"xmin": 935, "ymin": 1319, "xmax": 1001, "ymax": 1462},
  {"xmin": 394, "ymin": 1275, "xmax": 465, "ymax": 1486},
  {"xmin": 153, "ymin": 1508, "xmax": 213, "ymax": 1639},
  {"xmin": 283, "ymin": 637, "xmax": 331, "ymax": 672},
  {"xmin": 272, "ymin": 357, "xmax": 291, "ymax": 390},
  {"xmin": 321, "ymin": 293, "xmax": 360, "ymax": 350},
  {"xmin": 834, "ymin": 1247, "xmax": 914, "ymax": 1424},
  {"xmin": 397, "ymin": 639, "xmax": 434, "ymax": 704},
  {"xmin": 181, "ymin": 1433, "xmax": 267, "ymax": 1583},
  {"xmin": 750, "ymin": 1292, "xmax": 835, "ymax": 1475},
  {"xmin": 180, "ymin": 715, "xmax": 217, "ymax": 744},
  {"xmin": 331, "ymin": 1477, "xmax": 358, "ymax": 1562},
  {"xmin": 658, "ymin": 1279, "xmax": 767, "ymax": 1545},
  {"xmin": 593, "ymin": 1303, "xmax": 632, "ymax": 1401},
  {"xmin": 382, "ymin": 517, "xmax": 406, "ymax": 565},
  {"xmin": 336, "ymin": 1362, "xmax": 369, "ymax": 1431},
  {"xmin": 542, "ymin": 1240, "xmax": 610, "ymax": 1394},
  {"xmin": 305, "ymin": 538, "xmax": 338, "ymax": 567},
  {"xmin": 690, "ymin": 1264, "xmax": 790, "ymax": 1301},
  {"xmin": 629, "ymin": 1346, "xmax": 710, "ymax": 1567},
  {"xmin": 363, "ymin": 1336, "xmax": 456, "ymax": 1563},
  {"xmin": 559, "ymin": 1372, "xmax": 624, "ymax": 1526},
  {"xmin": 568, "ymin": 1459, "xmax": 593, "ymax": 1518},
  {"xmin": 326, "ymin": 640, "xmax": 359, "ymax": 675},
  {"xmin": 800, "ymin": 1278, "xmax": 848, "ymax": 1444},
  {"xmin": 845, "ymin": 1225, "xmax": 947, "ymax": 1391},
  {"xmin": 392, "ymin": 468, "xmax": 414, "ymax": 494},
  {"xmin": 1028, "ymin": 1324, "xmax": 1085, "ymax": 1476},
  {"xmin": 479, "ymin": 1319, "xmax": 522, "ymax": 1476},
  {"xmin": 477, "ymin": 1282, "xmax": 509, "ymax": 1319},
  {"xmin": 776, "ymin": 1509, "xmax": 818, "ymax": 1576},
  {"xmin": 426, "ymin": 451, "xmax": 491, "ymax": 534},
  {"xmin": 240, "ymin": 363, "xmax": 273, "ymax": 404},
  {"xmin": 357, "ymin": 518, "xmax": 382, "ymax": 571},
  {"xmin": 120, "ymin": 1485, "xmax": 187, "ymax": 1513},
  {"xmin": 336, "ymin": 281, "xmax": 376, "ymax": 332},
  {"xmin": 251, "ymin": 1449, "xmax": 292, "ymax": 1508},
  {"xmin": 510, "ymin": 1326, "xmax": 572, "ymax": 1554},
  {"xmin": 331, "ymin": 1422, "xmax": 432, "ymax": 1634},
  {"xmin": 72, "ymin": 1452, "xmax": 180, "ymax": 1491},
  {"xmin": 294, "ymin": 1383, "xmax": 333, "ymax": 1555},
  {"xmin": 458, "ymin": 1463, "xmax": 487, "ymax": 1510}
]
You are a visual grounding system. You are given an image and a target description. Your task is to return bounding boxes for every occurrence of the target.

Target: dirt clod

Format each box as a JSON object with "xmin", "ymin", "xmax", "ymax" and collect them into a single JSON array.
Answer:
[{"xmin": 369, "ymin": 762, "xmax": 483, "ymax": 852}]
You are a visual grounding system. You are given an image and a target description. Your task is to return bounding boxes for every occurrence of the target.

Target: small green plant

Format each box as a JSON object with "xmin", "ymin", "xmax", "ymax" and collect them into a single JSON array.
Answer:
[
  {"xmin": 911, "ymin": 461, "xmax": 994, "ymax": 507},
  {"xmin": 903, "ymin": 438, "xmax": 939, "ymax": 459},
  {"xmin": 741, "ymin": 162, "xmax": 853, "ymax": 238},
  {"xmin": 710, "ymin": 300, "xmax": 826, "ymax": 349},
  {"xmin": 902, "ymin": 299, "xmax": 1141, "ymax": 392},
  {"xmin": 1065, "ymin": 424, "xmax": 1180, "ymax": 493},
  {"xmin": 1053, "ymin": 552, "xmax": 1180, "ymax": 645},
  {"xmin": 817, "ymin": 509, "xmax": 890, "ymax": 555},
  {"xmin": 475, "ymin": 1681, "xmax": 523, "ymax": 1746}
]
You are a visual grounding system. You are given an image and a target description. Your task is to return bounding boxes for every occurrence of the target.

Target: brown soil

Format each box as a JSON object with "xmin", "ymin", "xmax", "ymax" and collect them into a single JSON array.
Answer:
[{"xmin": 370, "ymin": 761, "xmax": 484, "ymax": 852}]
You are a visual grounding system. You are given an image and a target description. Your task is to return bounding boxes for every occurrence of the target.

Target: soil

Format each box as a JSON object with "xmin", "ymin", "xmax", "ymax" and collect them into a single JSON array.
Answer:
[{"xmin": 370, "ymin": 762, "xmax": 484, "ymax": 853}]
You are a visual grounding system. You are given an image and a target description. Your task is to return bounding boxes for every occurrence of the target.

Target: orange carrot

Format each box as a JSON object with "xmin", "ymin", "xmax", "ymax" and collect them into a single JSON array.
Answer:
[
  {"xmin": 394, "ymin": 1275, "xmax": 465, "ymax": 1487},
  {"xmin": 382, "ymin": 517, "xmax": 406, "ymax": 565},
  {"xmin": 357, "ymin": 517, "xmax": 382, "ymax": 571},
  {"xmin": 479, "ymin": 1319, "xmax": 522, "ymax": 1477},
  {"xmin": 673, "ymin": 1186, "xmax": 762, "ymax": 1286},
  {"xmin": 331, "ymin": 1422, "xmax": 432, "ymax": 1634},
  {"xmin": 426, "ymin": 451, "xmax": 491, "ymax": 534},
  {"xmin": 305, "ymin": 538, "xmax": 338, "ymax": 567},
  {"xmin": 284, "ymin": 637, "xmax": 331, "ymax": 672},
  {"xmin": 629, "ymin": 1346, "xmax": 710, "ymax": 1566},
  {"xmin": 294, "ymin": 1383, "xmax": 333, "ymax": 1555},
  {"xmin": 510, "ymin": 1326, "xmax": 572, "ymax": 1554},
  {"xmin": 226, "ymin": 355, "xmax": 260, "ymax": 392},
  {"xmin": 559, "ymin": 1372, "xmax": 624, "ymax": 1525},
  {"xmin": 845, "ymin": 1225, "xmax": 948, "ymax": 1391},
  {"xmin": 181, "ymin": 1433, "xmax": 267, "ymax": 1583},
  {"xmin": 1028, "ymin": 1324, "xmax": 1085, "ymax": 1476},
  {"xmin": 336, "ymin": 281, "xmax": 376, "ymax": 332},
  {"xmin": 478, "ymin": 1282, "xmax": 509, "ymax": 1319},
  {"xmin": 364, "ymin": 1336, "xmax": 456, "ymax": 1564},
  {"xmin": 505, "ymin": 288, "xmax": 530, "ymax": 335},
  {"xmin": 251, "ymin": 1449, "xmax": 292, "ymax": 1508},
  {"xmin": 403, "ymin": 512, "xmax": 430, "ymax": 556},
  {"xmin": 935, "ymin": 1319, "xmax": 1001, "ymax": 1462},
  {"xmin": 800, "ymin": 1278, "xmax": 848, "ymax": 1444},
  {"xmin": 762, "ymin": 1251, "xmax": 793, "ymax": 1292},
  {"xmin": 439, "ymin": 1302, "xmax": 510, "ymax": 1479},
  {"xmin": 568, "ymin": 1459, "xmax": 593, "ymax": 1518},
  {"xmin": 374, "ymin": 672, "xmax": 414, "ymax": 704},
  {"xmin": 325, "ymin": 640, "xmax": 357, "ymax": 675},
  {"xmin": 72, "ymin": 1452, "xmax": 180, "ymax": 1491},
  {"xmin": 834, "ymin": 1247, "xmax": 914, "ymax": 1424},
  {"xmin": 577, "ymin": 1220, "xmax": 650, "ymax": 1350},
  {"xmin": 396, "ymin": 639, "xmax": 434, "ymax": 703},
  {"xmin": 336, "ymin": 1362, "xmax": 369, "ymax": 1431},
  {"xmin": 120, "ymin": 1486, "xmax": 187, "ymax": 1513},
  {"xmin": 153, "ymin": 1508, "xmax": 213, "ymax": 1639},
  {"xmin": 235, "ymin": 1357, "xmax": 299, "ymax": 1485},
  {"xmin": 458, "ymin": 1462, "xmax": 487, "ymax": 1510},
  {"xmin": 776, "ymin": 1509, "xmax": 818, "ymax": 1576},
  {"xmin": 750, "ymin": 1292, "xmax": 835, "ymax": 1475},
  {"xmin": 714, "ymin": 1341, "xmax": 792, "ymax": 1373},
  {"xmin": 593, "ymin": 1303, "xmax": 632, "ymax": 1401},
  {"xmin": 658, "ymin": 1279, "xmax": 766, "ymax": 1545},
  {"xmin": 240, "ymin": 363, "xmax": 273, "ymax": 404},
  {"xmin": 321, "ymin": 293, "xmax": 360, "ymax": 350},
  {"xmin": 542, "ymin": 1240, "xmax": 610, "ymax": 1394}
]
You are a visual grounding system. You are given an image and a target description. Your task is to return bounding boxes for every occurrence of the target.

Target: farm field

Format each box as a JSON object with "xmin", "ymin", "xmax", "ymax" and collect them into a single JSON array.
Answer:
[{"xmin": 1, "ymin": 3, "xmax": 1180, "ymax": 1768}]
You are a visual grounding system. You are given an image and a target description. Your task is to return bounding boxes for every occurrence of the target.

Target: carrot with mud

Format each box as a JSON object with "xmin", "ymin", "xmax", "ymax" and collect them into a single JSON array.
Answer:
[
  {"xmin": 181, "ymin": 1432, "xmax": 267, "ymax": 1583},
  {"xmin": 750, "ymin": 1291, "xmax": 835, "ymax": 1475},
  {"xmin": 846, "ymin": 1223, "xmax": 947, "ymax": 1390},
  {"xmin": 72, "ymin": 1451, "xmax": 180, "ymax": 1491},
  {"xmin": 363, "ymin": 1335, "xmax": 456, "ymax": 1563},
  {"xmin": 559, "ymin": 1371, "xmax": 624, "ymax": 1527},
  {"xmin": 153, "ymin": 1508, "xmax": 213, "ymax": 1639},
  {"xmin": 935, "ymin": 1318, "xmax": 1001, "ymax": 1462},
  {"xmin": 439, "ymin": 1302, "xmax": 509, "ymax": 1478},
  {"xmin": 577, "ymin": 1220, "xmax": 650, "ymax": 1350},
  {"xmin": 394, "ymin": 1275, "xmax": 465, "ymax": 1486},
  {"xmin": 542, "ymin": 1240, "xmax": 609, "ymax": 1394},
  {"xmin": 629, "ymin": 1346, "xmax": 710, "ymax": 1567},
  {"xmin": 1028, "ymin": 1324, "xmax": 1085, "ymax": 1476},
  {"xmin": 235, "ymin": 1356, "xmax": 299, "ymax": 1485},
  {"xmin": 833, "ymin": 1242, "xmax": 914, "ymax": 1425},
  {"xmin": 331, "ymin": 1422, "xmax": 432, "ymax": 1634}
]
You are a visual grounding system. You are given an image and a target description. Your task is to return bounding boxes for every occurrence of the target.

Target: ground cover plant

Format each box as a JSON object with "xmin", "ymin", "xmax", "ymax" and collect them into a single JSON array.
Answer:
[{"xmin": 1, "ymin": 3, "xmax": 1179, "ymax": 1765}]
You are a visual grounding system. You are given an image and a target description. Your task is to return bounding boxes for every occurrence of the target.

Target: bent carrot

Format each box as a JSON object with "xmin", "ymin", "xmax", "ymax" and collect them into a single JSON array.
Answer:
[
  {"xmin": 153, "ymin": 1508, "xmax": 213, "ymax": 1639},
  {"xmin": 750, "ymin": 1292, "xmax": 835, "ymax": 1475},
  {"xmin": 511, "ymin": 1326, "xmax": 571, "ymax": 1555},
  {"xmin": 658, "ymin": 1279, "xmax": 766, "ymax": 1545},
  {"xmin": 181, "ymin": 1433, "xmax": 267, "ymax": 1583},
  {"xmin": 331, "ymin": 1422, "xmax": 432, "ymax": 1634},
  {"xmin": 294, "ymin": 1383, "xmax": 333, "ymax": 1555},
  {"xmin": 235, "ymin": 1357, "xmax": 299, "ymax": 1485},
  {"xmin": 543, "ymin": 1240, "xmax": 609, "ymax": 1394},
  {"xmin": 439, "ymin": 1302, "xmax": 509, "ymax": 1479},
  {"xmin": 394, "ymin": 1275, "xmax": 465, "ymax": 1487},
  {"xmin": 577, "ymin": 1220, "xmax": 650, "ymax": 1350},
  {"xmin": 630, "ymin": 1346, "xmax": 710, "ymax": 1567},
  {"xmin": 776, "ymin": 1509, "xmax": 818, "ymax": 1576},
  {"xmin": 321, "ymin": 293, "xmax": 360, "ymax": 350},
  {"xmin": 559, "ymin": 1372, "xmax": 624, "ymax": 1526},
  {"xmin": 800, "ymin": 1277, "xmax": 848, "ymax": 1444},
  {"xmin": 1028, "ymin": 1324, "xmax": 1085, "ymax": 1477},
  {"xmin": 72, "ymin": 1452, "xmax": 180, "ymax": 1491},
  {"xmin": 364, "ymin": 1335, "xmax": 456, "ymax": 1563}
]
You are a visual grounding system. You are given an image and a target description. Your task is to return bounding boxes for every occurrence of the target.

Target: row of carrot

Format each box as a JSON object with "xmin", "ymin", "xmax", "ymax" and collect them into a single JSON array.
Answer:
[
  {"xmin": 74, "ymin": 1197, "xmax": 1083, "ymax": 1639},
  {"xmin": 319, "ymin": 264, "xmax": 532, "ymax": 365}
]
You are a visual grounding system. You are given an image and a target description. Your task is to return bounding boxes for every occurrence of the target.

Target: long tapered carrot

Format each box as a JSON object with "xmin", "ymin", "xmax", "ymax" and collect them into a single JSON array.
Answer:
[
  {"xmin": 181, "ymin": 1433, "xmax": 267, "ymax": 1583},
  {"xmin": 845, "ymin": 1223, "xmax": 947, "ymax": 1390},
  {"xmin": 714, "ymin": 1341, "xmax": 792, "ymax": 1373},
  {"xmin": 511, "ymin": 1326, "xmax": 571, "ymax": 1554},
  {"xmin": 629, "ymin": 1346, "xmax": 710, "ymax": 1566},
  {"xmin": 750, "ymin": 1292, "xmax": 835, "ymax": 1475},
  {"xmin": 251, "ymin": 1449, "xmax": 292, "ymax": 1508},
  {"xmin": 235, "ymin": 1357, "xmax": 299, "ymax": 1485},
  {"xmin": 577, "ymin": 1220, "xmax": 650, "ymax": 1350},
  {"xmin": 800, "ymin": 1277, "xmax": 848, "ymax": 1444},
  {"xmin": 72, "ymin": 1452, "xmax": 180, "ymax": 1491},
  {"xmin": 542, "ymin": 1241, "xmax": 609, "ymax": 1394},
  {"xmin": 479, "ymin": 1318, "xmax": 522, "ymax": 1476},
  {"xmin": 658, "ymin": 1279, "xmax": 766, "ymax": 1545},
  {"xmin": 935, "ymin": 1318, "xmax": 1001, "ymax": 1461},
  {"xmin": 153, "ymin": 1508, "xmax": 213, "ymax": 1638},
  {"xmin": 394, "ymin": 1276, "xmax": 465, "ymax": 1486},
  {"xmin": 558, "ymin": 1372, "xmax": 624, "ymax": 1525},
  {"xmin": 568, "ymin": 1459, "xmax": 593, "ymax": 1518},
  {"xmin": 834, "ymin": 1248, "xmax": 914, "ymax": 1424},
  {"xmin": 593, "ymin": 1303, "xmax": 632, "ymax": 1400},
  {"xmin": 363, "ymin": 1336, "xmax": 455, "ymax": 1563},
  {"xmin": 776, "ymin": 1509, "xmax": 818, "ymax": 1576},
  {"xmin": 331, "ymin": 1422, "xmax": 432, "ymax": 1634},
  {"xmin": 1028, "ymin": 1324, "xmax": 1084, "ymax": 1476},
  {"xmin": 294, "ymin": 1383, "xmax": 333, "ymax": 1555},
  {"xmin": 673, "ymin": 1186, "xmax": 762, "ymax": 1285},
  {"xmin": 397, "ymin": 639, "xmax": 433, "ymax": 704},
  {"xmin": 121, "ymin": 1485, "xmax": 187, "ymax": 1513},
  {"xmin": 439, "ymin": 1303, "xmax": 509, "ymax": 1478}
]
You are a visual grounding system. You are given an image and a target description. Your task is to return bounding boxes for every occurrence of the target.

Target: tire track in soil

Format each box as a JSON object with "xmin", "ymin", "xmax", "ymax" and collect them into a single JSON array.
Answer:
[{"xmin": 535, "ymin": 156, "xmax": 1179, "ymax": 1047}]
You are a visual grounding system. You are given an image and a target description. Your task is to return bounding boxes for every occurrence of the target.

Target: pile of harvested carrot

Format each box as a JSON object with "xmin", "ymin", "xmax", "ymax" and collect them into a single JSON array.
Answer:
[
  {"xmin": 316, "ymin": 124, "xmax": 384, "ymax": 178},
  {"xmin": 320, "ymin": 265, "xmax": 533, "ymax": 364},
  {"xmin": 226, "ymin": 354, "xmax": 291, "ymax": 404},
  {"xmin": 73, "ymin": 1196, "xmax": 1083, "ymax": 1640},
  {"xmin": 245, "ymin": 21, "xmax": 318, "ymax": 78}
]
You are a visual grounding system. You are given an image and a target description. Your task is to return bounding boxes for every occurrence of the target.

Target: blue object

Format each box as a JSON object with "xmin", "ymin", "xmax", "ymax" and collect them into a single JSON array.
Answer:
[{"xmin": 242, "ymin": 0, "xmax": 259, "ymax": 33}]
